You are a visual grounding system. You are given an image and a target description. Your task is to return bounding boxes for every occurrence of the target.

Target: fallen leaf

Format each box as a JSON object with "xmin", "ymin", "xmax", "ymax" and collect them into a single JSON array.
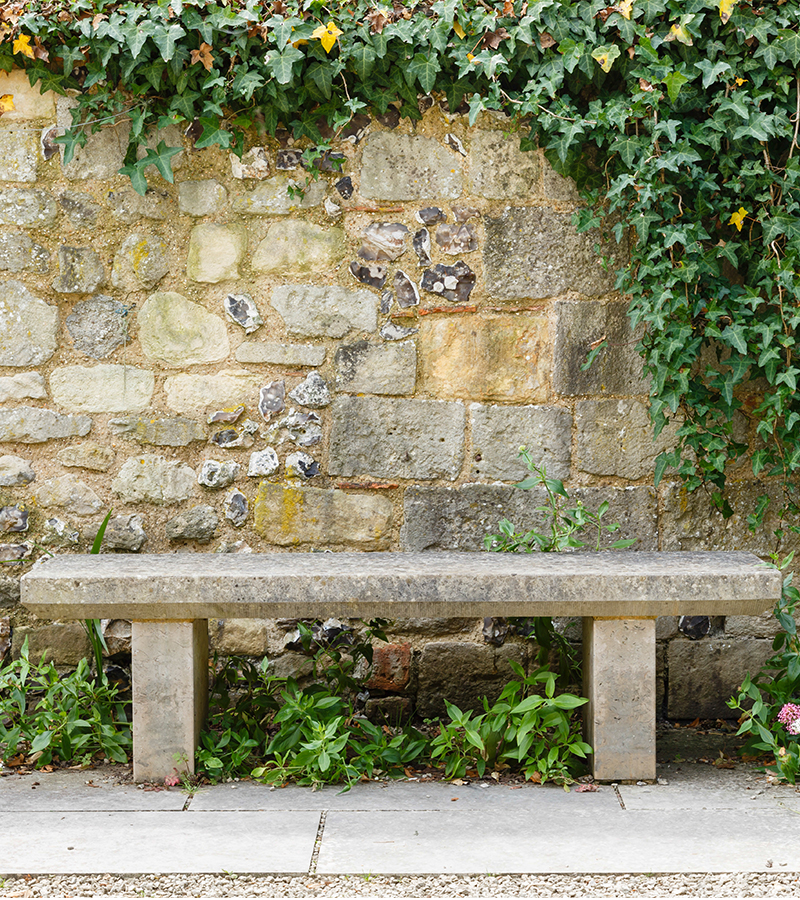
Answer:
[
  {"xmin": 190, "ymin": 41, "xmax": 214, "ymax": 71},
  {"xmin": 366, "ymin": 9, "xmax": 389, "ymax": 33},
  {"xmin": 0, "ymin": 94, "xmax": 14, "ymax": 115},
  {"xmin": 729, "ymin": 207, "xmax": 748, "ymax": 232},
  {"xmin": 92, "ymin": 13, "xmax": 108, "ymax": 30},
  {"xmin": 639, "ymin": 78, "xmax": 653, "ymax": 91},
  {"xmin": 482, "ymin": 27, "xmax": 510, "ymax": 50},
  {"xmin": 12, "ymin": 33, "xmax": 34, "ymax": 58},
  {"xmin": 576, "ymin": 782, "xmax": 599, "ymax": 792},
  {"xmin": 503, "ymin": 0, "xmax": 515, "ymax": 14},
  {"xmin": 450, "ymin": 778, "xmax": 466, "ymax": 785},
  {"xmin": 538, "ymin": 31, "xmax": 556, "ymax": 49},
  {"xmin": 688, "ymin": 717, "xmax": 701, "ymax": 728},
  {"xmin": 453, "ymin": 19, "xmax": 466, "ymax": 40},
  {"xmin": 311, "ymin": 21, "xmax": 342, "ymax": 54}
]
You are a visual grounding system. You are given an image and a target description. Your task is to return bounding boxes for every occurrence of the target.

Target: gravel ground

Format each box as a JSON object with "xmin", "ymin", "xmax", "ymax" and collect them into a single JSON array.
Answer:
[{"xmin": 1, "ymin": 873, "xmax": 800, "ymax": 898}]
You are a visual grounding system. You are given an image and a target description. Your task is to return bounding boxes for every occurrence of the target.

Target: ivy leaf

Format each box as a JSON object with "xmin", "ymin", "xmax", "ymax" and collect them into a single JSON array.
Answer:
[
  {"xmin": 591, "ymin": 44, "xmax": 620, "ymax": 74},
  {"xmin": 53, "ymin": 129, "xmax": 87, "ymax": 166},
  {"xmin": 612, "ymin": 136, "xmax": 641, "ymax": 168},
  {"xmin": 349, "ymin": 44, "xmax": 376, "ymax": 80},
  {"xmin": 406, "ymin": 52, "xmax": 441, "ymax": 94},
  {"xmin": 139, "ymin": 141, "xmax": 182, "ymax": 183},
  {"xmin": 152, "ymin": 23, "xmax": 186, "ymax": 63},
  {"xmin": 664, "ymin": 71, "xmax": 689, "ymax": 103},
  {"xmin": 306, "ymin": 60, "xmax": 333, "ymax": 99},
  {"xmin": 193, "ymin": 117, "xmax": 233, "ymax": 150},
  {"xmin": 723, "ymin": 324, "xmax": 748, "ymax": 354},
  {"xmin": 231, "ymin": 68, "xmax": 264, "ymax": 101},
  {"xmin": 120, "ymin": 19, "xmax": 154, "ymax": 60},
  {"xmin": 719, "ymin": 0, "xmax": 739, "ymax": 24},
  {"xmin": 268, "ymin": 45, "xmax": 304, "ymax": 85},
  {"xmin": 776, "ymin": 30, "xmax": 800, "ymax": 66},
  {"xmin": 695, "ymin": 59, "xmax": 730, "ymax": 89},
  {"xmin": 118, "ymin": 161, "xmax": 149, "ymax": 195}
]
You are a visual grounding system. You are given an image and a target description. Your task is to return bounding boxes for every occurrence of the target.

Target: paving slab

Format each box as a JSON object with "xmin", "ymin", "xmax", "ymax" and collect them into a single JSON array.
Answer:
[
  {"xmin": 0, "ymin": 811, "xmax": 319, "ymax": 875},
  {"xmin": 316, "ymin": 807, "xmax": 800, "ymax": 875},
  {"xmin": 189, "ymin": 779, "xmax": 619, "ymax": 812}
]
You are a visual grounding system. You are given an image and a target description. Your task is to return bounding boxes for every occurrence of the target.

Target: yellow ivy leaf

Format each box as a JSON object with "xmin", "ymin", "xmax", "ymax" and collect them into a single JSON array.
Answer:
[
  {"xmin": 12, "ymin": 33, "xmax": 35, "ymax": 59},
  {"xmin": 0, "ymin": 94, "xmax": 14, "ymax": 115},
  {"xmin": 729, "ymin": 207, "xmax": 748, "ymax": 232},
  {"xmin": 453, "ymin": 19, "xmax": 466, "ymax": 39},
  {"xmin": 667, "ymin": 24, "xmax": 693, "ymax": 45},
  {"xmin": 311, "ymin": 21, "xmax": 342, "ymax": 54},
  {"xmin": 617, "ymin": 0, "xmax": 634, "ymax": 20},
  {"xmin": 719, "ymin": 0, "xmax": 739, "ymax": 24},
  {"xmin": 591, "ymin": 45, "xmax": 621, "ymax": 73},
  {"xmin": 735, "ymin": 77, "xmax": 747, "ymax": 87}
]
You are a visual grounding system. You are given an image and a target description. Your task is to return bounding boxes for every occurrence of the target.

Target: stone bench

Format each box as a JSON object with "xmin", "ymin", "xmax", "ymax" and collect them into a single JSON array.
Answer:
[{"xmin": 20, "ymin": 550, "xmax": 780, "ymax": 784}]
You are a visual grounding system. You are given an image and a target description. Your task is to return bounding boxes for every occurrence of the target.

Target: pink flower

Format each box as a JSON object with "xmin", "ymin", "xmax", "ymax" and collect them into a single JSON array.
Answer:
[{"xmin": 777, "ymin": 703, "xmax": 800, "ymax": 733}]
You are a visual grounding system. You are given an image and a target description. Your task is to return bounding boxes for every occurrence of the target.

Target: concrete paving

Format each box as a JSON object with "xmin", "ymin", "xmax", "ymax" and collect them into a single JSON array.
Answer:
[{"xmin": 2, "ymin": 755, "xmax": 800, "ymax": 877}]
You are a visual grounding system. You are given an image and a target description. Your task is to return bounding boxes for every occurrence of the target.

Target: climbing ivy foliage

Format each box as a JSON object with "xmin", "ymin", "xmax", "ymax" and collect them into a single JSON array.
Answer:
[{"xmin": 3, "ymin": 0, "xmax": 800, "ymax": 525}]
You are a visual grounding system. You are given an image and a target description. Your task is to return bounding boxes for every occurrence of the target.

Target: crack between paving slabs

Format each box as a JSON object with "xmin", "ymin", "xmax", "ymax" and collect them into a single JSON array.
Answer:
[
  {"xmin": 308, "ymin": 809, "xmax": 327, "ymax": 875},
  {"xmin": 612, "ymin": 783, "xmax": 626, "ymax": 810}
]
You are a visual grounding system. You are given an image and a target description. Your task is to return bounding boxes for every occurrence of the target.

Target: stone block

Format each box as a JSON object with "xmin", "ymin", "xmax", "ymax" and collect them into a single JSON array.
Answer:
[
  {"xmin": 401, "ymin": 483, "xmax": 657, "ymax": 552},
  {"xmin": 235, "ymin": 342, "xmax": 326, "ymax": 367},
  {"xmin": 0, "ymin": 232, "xmax": 49, "ymax": 273},
  {"xmin": 583, "ymin": 617, "xmax": 655, "ymax": 781},
  {"xmin": 166, "ymin": 505, "xmax": 219, "ymax": 543},
  {"xmin": 253, "ymin": 483, "xmax": 393, "ymax": 548},
  {"xmin": 252, "ymin": 221, "xmax": 344, "ymax": 274},
  {"xmin": 13, "ymin": 623, "xmax": 90, "ymax": 666},
  {"xmin": 470, "ymin": 404, "xmax": 572, "ymax": 482},
  {"xmin": 367, "ymin": 642, "xmax": 412, "ymax": 691},
  {"xmin": 110, "ymin": 415, "xmax": 206, "ymax": 447},
  {"xmin": 0, "ymin": 70, "xmax": 55, "ymax": 120},
  {"xmin": 138, "ymin": 292, "xmax": 230, "ymax": 366},
  {"xmin": 187, "ymin": 224, "xmax": 246, "ymax": 283},
  {"xmin": 659, "ymin": 481, "xmax": 800, "ymax": 558},
  {"xmin": 66, "ymin": 296, "xmax": 130, "ymax": 359},
  {"xmin": 52, "ymin": 246, "xmax": 105, "ymax": 293},
  {"xmin": 542, "ymin": 158, "xmax": 582, "ymax": 203},
  {"xmin": 111, "ymin": 455, "xmax": 196, "ymax": 505},
  {"xmin": 164, "ymin": 370, "xmax": 261, "ymax": 414},
  {"xmin": 49, "ymin": 365, "xmax": 154, "ymax": 413},
  {"xmin": 57, "ymin": 442, "xmax": 115, "ymax": 472},
  {"xmin": 111, "ymin": 233, "xmax": 169, "ymax": 291},
  {"xmin": 131, "ymin": 620, "xmax": 207, "ymax": 781},
  {"xmin": 575, "ymin": 399, "xmax": 679, "ymax": 481},
  {"xmin": 0, "ymin": 408, "xmax": 91, "ymax": 444},
  {"xmin": 0, "ymin": 127, "xmax": 38, "ymax": 182},
  {"xmin": 334, "ymin": 340, "xmax": 417, "ymax": 395},
  {"xmin": 58, "ymin": 191, "xmax": 100, "ymax": 228},
  {"xmin": 365, "ymin": 696, "xmax": 413, "ymax": 724},
  {"xmin": 554, "ymin": 300, "xmax": 647, "ymax": 396},
  {"xmin": 419, "ymin": 315, "xmax": 550, "ymax": 403},
  {"xmin": 724, "ymin": 611, "xmax": 786, "ymax": 639},
  {"xmin": 106, "ymin": 189, "xmax": 172, "ymax": 224},
  {"xmin": 360, "ymin": 133, "xmax": 463, "ymax": 200},
  {"xmin": 34, "ymin": 474, "xmax": 103, "ymax": 516},
  {"xmin": 0, "ymin": 281, "xmax": 58, "ymax": 366},
  {"xmin": 96, "ymin": 513, "xmax": 147, "ymax": 552},
  {"xmin": 667, "ymin": 638, "xmax": 775, "ymax": 719},
  {"xmin": 483, "ymin": 208, "xmax": 623, "ymax": 300},
  {"xmin": 231, "ymin": 175, "xmax": 325, "ymax": 215},
  {"xmin": 270, "ymin": 285, "xmax": 377, "ymax": 338},
  {"xmin": 329, "ymin": 396, "xmax": 465, "ymax": 481},
  {"xmin": 0, "ymin": 455, "xmax": 35, "ymax": 486},
  {"xmin": 1, "ymin": 575, "xmax": 20, "ymax": 608},
  {"xmin": 0, "ymin": 373, "xmax": 47, "ymax": 402},
  {"xmin": 57, "ymin": 97, "xmax": 130, "ymax": 180},
  {"xmin": 416, "ymin": 641, "xmax": 526, "ymax": 718},
  {"xmin": 0, "ymin": 189, "xmax": 57, "ymax": 226},
  {"xmin": 468, "ymin": 131, "xmax": 541, "ymax": 199},
  {"xmin": 213, "ymin": 619, "xmax": 270, "ymax": 656},
  {"xmin": 178, "ymin": 179, "xmax": 228, "ymax": 216}
]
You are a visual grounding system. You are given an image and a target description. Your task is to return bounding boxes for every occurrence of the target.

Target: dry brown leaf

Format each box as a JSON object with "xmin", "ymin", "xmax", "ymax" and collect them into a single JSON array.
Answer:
[
  {"xmin": 639, "ymin": 78, "xmax": 654, "ymax": 91},
  {"xmin": 92, "ymin": 13, "xmax": 108, "ymax": 30},
  {"xmin": 503, "ymin": 0, "xmax": 515, "ymax": 15},
  {"xmin": 576, "ymin": 782, "xmax": 599, "ymax": 792},
  {"xmin": 483, "ymin": 27, "xmax": 510, "ymax": 50},
  {"xmin": 367, "ymin": 9, "xmax": 390, "ymax": 33},
  {"xmin": 0, "ymin": 94, "xmax": 15, "ymax": 115},
  {"xmin": 539, "ymin": 31, "xmax": 556, "ymax": 49},
  {"xmin": 191, "ymin": 42, "xmax": 214, "ymax": 72}
]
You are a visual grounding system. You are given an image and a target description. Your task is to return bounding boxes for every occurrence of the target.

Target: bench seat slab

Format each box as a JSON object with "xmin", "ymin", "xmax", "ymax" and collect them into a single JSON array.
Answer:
[{"xmin": 131, "ymin": 621, "xmax": 208, "ymax": 783}]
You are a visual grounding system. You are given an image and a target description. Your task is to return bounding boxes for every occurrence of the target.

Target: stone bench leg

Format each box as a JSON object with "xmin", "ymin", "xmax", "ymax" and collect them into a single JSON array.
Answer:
[
  {"xmin": 131, "ymin": 620, "xmax": 208, "ymax": 783},
  {"xmin": 582, "ymin": 617, "xmax": 656, "ymax": 783}
]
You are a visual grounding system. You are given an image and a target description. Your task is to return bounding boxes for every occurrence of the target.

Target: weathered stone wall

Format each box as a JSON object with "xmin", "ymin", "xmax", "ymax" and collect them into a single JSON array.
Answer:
[{"xmin": 0, "ymin": 69, "xmax": 787, "ymax": 719}]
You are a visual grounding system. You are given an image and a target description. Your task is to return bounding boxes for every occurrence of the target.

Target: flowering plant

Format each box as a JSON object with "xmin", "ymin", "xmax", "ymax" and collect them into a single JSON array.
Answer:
[{"xmin": 778, "ymin": 703, "xmax": 800, "ymax": 737}]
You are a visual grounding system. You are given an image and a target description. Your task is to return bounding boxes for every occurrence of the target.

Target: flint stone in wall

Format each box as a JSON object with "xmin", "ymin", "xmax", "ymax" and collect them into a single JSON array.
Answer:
[
  {"xmin": 50, "ymin": 365, "xmax": 154, "ymax": 414},
  {"xmin": 252, "ymin": 221, "xmax": 344, "ymax": 274},
  {"xmin": 12, "ymin": 624, "xmax": 90, "ymax": 666},
  {"xmin": 0, "ymin": 282, "xmax": 58, "ymax": 366},
  {"xmin": 468, "ymin": 131, "xmax": 541, "ymax": 200},
  {"xmin": 334, "ymin": 340, "xmax": 417, "ymax": 395},
  {"xmin": 659, "ymin": 481, "xmax": 800, "ymax": 557},
  {"xmin": 57, "ymin": 442, "xmax": 115, "ymax": 472},
  {"xmin": 231, "ymin": 175, "xmax": 325, "ymax": 215},
  {"xmin": 0, "ymin": 455, "xmax": 35, "ymax": 486},
  {"xmin": 419, "ymin": 315, "xmax": 549, "ymax": 403},
  {"xmin": 225, "ymin": 489, "xmax": 249, "ymax": 527},
  {"xmin": 360, "ymin": 133, "xmax": 463, "ymax": 200},
  {"xmin": 186, "ymin": 224, "xmax": 246, "ymax": 283},
  {"xmin": 0, "ymin": 189, "xmax": 57, "ymax": 227},
  {"xmin": 401, "ymin": 483, "xmax": 657, "ymax": 552},
  {"xmin": 483, "ymin": 207, "xmax": 622, "ymax": 299},
  {"xmin": 0, "ymin": 575, "xmax": 20, "ymax": 608},
  {"xmin": 288, "ymin": 372, "xmax": 331, "ymax": 409},
  {"xmin": 231, "ymin": 148, "xmax": 270, "ymax": 180},
  {"xmin": 0, "ymin": 373, "xmax": 47, "ymax": 402},
  {"xmin": 667, "ymin": 639, "xmax": 775, "ymax": 719},
  {"xmin": 248, "ymin": 448, "xmax": 279, "ymax": 477},
  {"xmin": 0, "ymin": 408, "xmax": 91, "ymax": 444},
  {"xmin": 52, "ymin": 247, "xmax": 105, "ymax": 293},
  {"xmin": 417, "ymin": 642, "xmax": 526, "ymax": 718},
  {"xmin": 0, "ymin": 127, "xmax": 39, "ymax": 182},
  {"xmin": 0, "ymin": 70, "xmax": 55, "ymax": 120},
  {"xmin": 253, "ymin": 483, "xmax": 393, "ymax": 548},
  {"xmin": 166, "ymin": 504, "xmax": 219, "ymax": 544},
  {"xmin": 329, "ymin": 396, "xmax": 465, "ymax": 481},
  {"xmin": 470, "ymin": 404, "xmax": 572, "ymax": 482},
  {"xmin": 112, "ymin": 455, "xmax": 196, "ymax": 505},
  {"xmin": 178, "ymin": 179, "xmax": 228, "ymax": 216},
  {"xmin": 554, "ymin": 300, "xmax": 646, "ymax": 396},
  {"xmin": 35, "ymin": 474, "xmax": 103, "ymax": 516},
  {"xmin": 0, "ymin": 233, "xmax": 49, "ymax": 273},
  {"xmin": 58, "ymin": 192, "xmax": 100, "ymax": 228},
  {"xmin": 575, "ymin": 399, "xmax": 679, "ymax": 481},
  {"xmin": 235, "ymin": 342, "xmax": 325, "ymax": 367},
  {"xmin": 106, "ymin": 189, "xmax": 171, "ymax": 224},
  {"xmin": 110, "ymin": 415, "xmax": 206, "ymax": 447},
  {"xmin": 57, "ymin": 97, "xmax": 130, "ymax": 180},
  {"xmin": 111, "ymin": 234, "xmax": 169, "ymax": 291},
  {"xmin": 165, "ymin": 370, "xmax": 261, "ymax": 415},
  {"xmin": 224, "ymin": 293, "xmax": 262, "ymax": 333},
  {"xmin": 270, "ymin": 285, "xmax": 377, "ymax": 338},
  {"xmin": 138, "ymin": 292, "xmax": 230, "ymax": 366},
  {"xmin": 66, "ymin": 296, "xmax": 130, "ymax": 359}
]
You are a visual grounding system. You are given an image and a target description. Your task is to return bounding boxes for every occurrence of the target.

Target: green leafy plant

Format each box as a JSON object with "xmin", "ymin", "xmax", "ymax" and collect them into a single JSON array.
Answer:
[
  {"xmin": 80, "ymin": 510, "xmax": 113, "ymax": 677},
  {"xmin": 0, "ymin": 637, "xmax": 131, "ymax": 767}
]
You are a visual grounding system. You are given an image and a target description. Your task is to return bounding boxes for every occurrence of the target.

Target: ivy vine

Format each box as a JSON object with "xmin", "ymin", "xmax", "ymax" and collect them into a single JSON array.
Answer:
[{"xmin": 3, "ymin": 0, "xmax": 800, "ymax": 531}]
